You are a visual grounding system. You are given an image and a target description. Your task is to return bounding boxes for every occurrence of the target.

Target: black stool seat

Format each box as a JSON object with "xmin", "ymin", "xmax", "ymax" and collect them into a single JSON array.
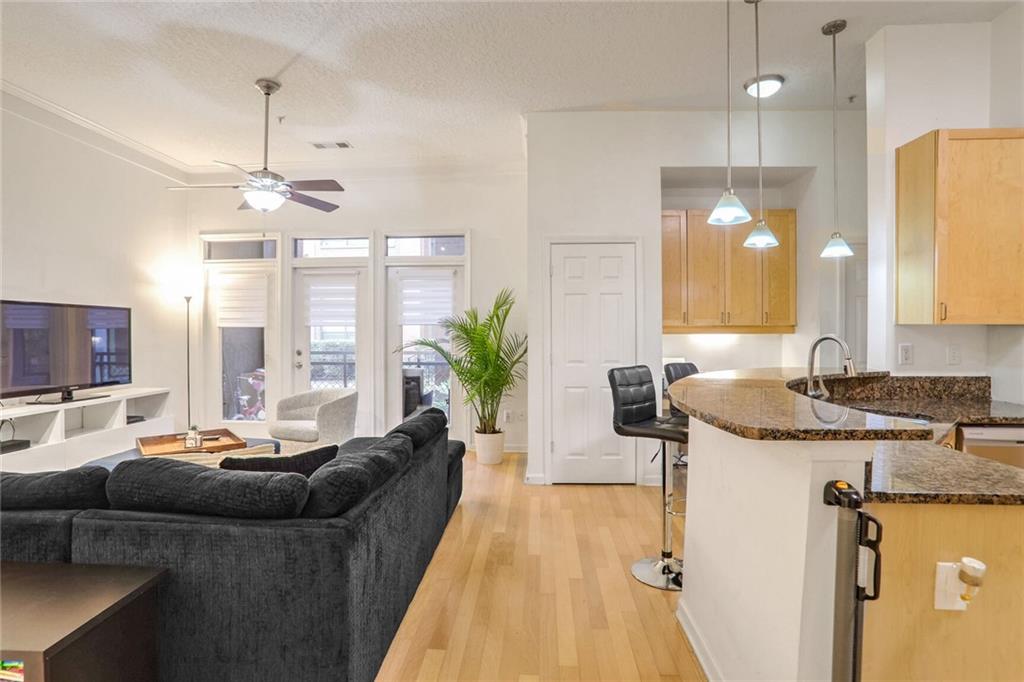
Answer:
[{"xmin": 613, "ymin": 415, "xmax": 689, "ymax": 443}]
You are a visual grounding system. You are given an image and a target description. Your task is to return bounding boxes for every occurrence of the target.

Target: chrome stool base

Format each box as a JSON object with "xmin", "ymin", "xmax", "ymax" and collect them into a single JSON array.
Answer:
[{"xmin": 631, "ymin": 556, "xmax": 684, "ymax": 591}]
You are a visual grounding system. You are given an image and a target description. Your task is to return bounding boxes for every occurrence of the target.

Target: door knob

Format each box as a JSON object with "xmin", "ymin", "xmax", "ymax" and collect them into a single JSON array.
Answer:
[{"xmin": 294, "ymin": 361, "xmax": 304, "ymax": 369}]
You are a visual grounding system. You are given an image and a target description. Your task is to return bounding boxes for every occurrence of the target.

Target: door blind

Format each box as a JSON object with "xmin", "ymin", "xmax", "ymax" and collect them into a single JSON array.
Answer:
[
  {"xmin": 211, "ymin": 272, "xmax": 268, "ymax": 328},
  {"xmin": 303, "ymin": 274, "xmax": 357, "ymax": 327},
  {"xmin": 398, "ymin": 272, "xmax": 454, "ymax": 325}
]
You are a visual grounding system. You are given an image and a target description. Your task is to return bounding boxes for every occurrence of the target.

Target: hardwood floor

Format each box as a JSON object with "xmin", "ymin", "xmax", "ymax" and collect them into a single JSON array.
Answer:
[{"xmin": 377, "ymin": 452, "xmax": 704, "ymax": 682}]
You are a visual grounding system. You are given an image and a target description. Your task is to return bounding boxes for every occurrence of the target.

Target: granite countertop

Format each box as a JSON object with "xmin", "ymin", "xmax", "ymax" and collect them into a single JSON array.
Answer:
[
  {"xmin": 668, "ymin": 368, "xmax": 1024, "ymax": 505},
  {"xmin": 666, "ymin": 368, "xmax": 935, "ymax": 441}
]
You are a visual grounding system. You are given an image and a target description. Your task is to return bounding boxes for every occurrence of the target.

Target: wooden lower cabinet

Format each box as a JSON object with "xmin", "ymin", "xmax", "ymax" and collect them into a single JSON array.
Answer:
[{"xmin": 662, "ymin": 208, "xmax": 796, "ymax": 333}]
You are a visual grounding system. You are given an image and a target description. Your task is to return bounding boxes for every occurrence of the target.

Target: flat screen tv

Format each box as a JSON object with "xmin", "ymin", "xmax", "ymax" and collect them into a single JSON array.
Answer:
[{"xmin": 0, "ymin": 300, "xmax": 132, "ymax": 402}]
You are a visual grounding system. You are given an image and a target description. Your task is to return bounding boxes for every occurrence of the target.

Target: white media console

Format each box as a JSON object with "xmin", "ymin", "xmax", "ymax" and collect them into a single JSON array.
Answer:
[{"xmin": 0, "ymin": 387, "xmax": 172, "ymax": 473}]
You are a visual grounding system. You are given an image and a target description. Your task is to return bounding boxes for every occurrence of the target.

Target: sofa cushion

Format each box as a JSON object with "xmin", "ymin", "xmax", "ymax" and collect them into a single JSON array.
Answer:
[
  {"xmin": 384, "ymin": 408, "xmax": 448, "ymax": 448},
  {"xmin": 220, "ymin": 444, "xmax": 338, "ymax": 477},
  {"xmin": 268, "ymin": 420, "xmax": 318, "ymax": 442},
  {"xmin": 336, "ymin": 437, "xmax": 382, "ymax": 455},
  {"xmin": 301, "ymin": 433, "xmax": 414, "ymax": 518},
  {"xmin": 107, "ymin": 458, "xmax": 309, "ymax": 519},
  {"xmin": 1, "ymin": 466, "xmax": 109, "ymax": 510},
  {"xmin": 302, "ymin": 455, "xmax": 374, "ymax": 518},
  {"xmin": 447, "ymin": 440, "xmax": 467, "ymax": 467}
]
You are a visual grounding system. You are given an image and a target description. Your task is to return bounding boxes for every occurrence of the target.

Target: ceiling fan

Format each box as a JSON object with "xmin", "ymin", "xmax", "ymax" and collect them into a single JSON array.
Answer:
[{"xmin": 168, "ymin": 79, "xmax": 343, "ymax": 213}]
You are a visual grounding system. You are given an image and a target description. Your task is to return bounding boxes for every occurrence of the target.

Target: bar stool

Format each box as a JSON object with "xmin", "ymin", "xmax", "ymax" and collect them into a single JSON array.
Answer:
[
  {"xmin": 608, "ymin": 365, "xmax": 689, "ymax": 591},
  {"xmin": 664, "ymin": 362, "xmax": 700, "ymax": 417}
]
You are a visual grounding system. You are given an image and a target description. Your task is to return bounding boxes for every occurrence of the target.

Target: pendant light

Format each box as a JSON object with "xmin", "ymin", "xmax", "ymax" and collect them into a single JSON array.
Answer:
[
  {"xmin": 709, "ymin": 0, "xmax": 752, "ymax": 226},
  {"xmin": 743, "ymin": 0, "xmax": 779, "ymax": 249},
  {"xmin": 820, "ymin": 19, "xmax": 854, "ymax": 259}
]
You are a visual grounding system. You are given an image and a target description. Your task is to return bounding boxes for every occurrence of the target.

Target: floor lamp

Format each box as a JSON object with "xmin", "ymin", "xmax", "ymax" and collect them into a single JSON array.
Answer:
[{"xmin": 184, "ymin": 295, "xmax": 193, "ymax": 429}]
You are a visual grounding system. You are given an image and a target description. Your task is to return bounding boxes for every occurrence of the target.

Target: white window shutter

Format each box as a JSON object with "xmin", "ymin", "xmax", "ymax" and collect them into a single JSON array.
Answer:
[
  {"xmin": 304, "ymin": 274, "xmax": 357, "ymax": 327},
  {"xmin": 399, "ymin": 272, "xmax": 454, "ymax": 325},
  {"xmin": 212, "ymin": 272, "xmax": 268, "ymax": 328}
]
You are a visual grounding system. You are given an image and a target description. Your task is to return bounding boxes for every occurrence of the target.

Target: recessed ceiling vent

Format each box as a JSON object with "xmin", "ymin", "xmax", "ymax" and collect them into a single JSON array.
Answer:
[{"xmin": 311, "ymin": 141, "xmax": 352, "ymax": 149}]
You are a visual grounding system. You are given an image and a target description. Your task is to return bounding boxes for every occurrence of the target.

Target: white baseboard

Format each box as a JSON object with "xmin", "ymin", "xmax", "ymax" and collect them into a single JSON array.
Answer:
[
  {"xmin": 676, "ymin": 596, "xmax": 718, "ymax": 681},
  {"xmin": 523, "ymin": 472, "xmax": 548, "ymax": 485},
  {"xmin": 641, "ymin": 473, "xmax": 661, "ymax": 486}
]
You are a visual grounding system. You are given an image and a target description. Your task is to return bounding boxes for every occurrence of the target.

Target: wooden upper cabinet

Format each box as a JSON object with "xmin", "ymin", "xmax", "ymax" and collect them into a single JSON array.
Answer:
[
  {"xmin": 761, "ymin": 210, "xmax": 797, "ymax": 326},
  {"xmin": 661, "ymin": 210, "xmax": 687, "ymax": 327},
  {"xmin": 661, "ymin": 208, "xmax": 797, "ymax": 332},
  {"xmin": 896, "ymin": 128, "xmax": 1024, "ymax": 325},
  {"xmin": 724, "ymin": 222, "xmax": 762, "ymax": 326},
  {"xmin": 684, "ymin": 210, "xmax": 725, "ymax": 326}
]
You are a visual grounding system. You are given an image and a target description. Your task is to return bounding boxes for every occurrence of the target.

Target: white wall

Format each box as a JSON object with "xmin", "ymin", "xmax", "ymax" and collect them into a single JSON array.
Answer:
[
  {"xmin": 527, "ymin": 110, "xmax": 867, "ymax": 483},
  {"xmin": 990, "ymin": 2, "xmax": 1024, "ymax": 128},
  {"xmin": 866, "ymin": 18, "xmax": 1024, "ymax": 400},
  {"xmin": 1, "ymin": 93, "xmax": 193, "ymax": 427},
  {"xmin": 988, "ymin": 4, "xmax": 1024, "ymax": 402},
  {"xmin": 186, "ymin": 167, "xmax": 529, "ymax": 448}
]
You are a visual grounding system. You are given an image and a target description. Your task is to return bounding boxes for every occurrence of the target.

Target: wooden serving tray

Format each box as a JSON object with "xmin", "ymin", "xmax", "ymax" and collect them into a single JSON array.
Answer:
[{"xmin": 136, "ymin": 428, "xmax": 248, "ymax": 456}]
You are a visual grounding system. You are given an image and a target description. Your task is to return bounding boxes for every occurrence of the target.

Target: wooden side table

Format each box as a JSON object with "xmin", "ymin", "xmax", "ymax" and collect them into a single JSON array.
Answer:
[{"xmin": 1, "ymin": 562, "xmax": 165, "ymax": 682}]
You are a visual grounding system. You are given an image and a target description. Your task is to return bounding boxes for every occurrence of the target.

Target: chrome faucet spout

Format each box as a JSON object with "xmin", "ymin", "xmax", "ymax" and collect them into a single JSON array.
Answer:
[{"xmin": 806, "ymin": 334, "xmax": 858, "ymax": 399}]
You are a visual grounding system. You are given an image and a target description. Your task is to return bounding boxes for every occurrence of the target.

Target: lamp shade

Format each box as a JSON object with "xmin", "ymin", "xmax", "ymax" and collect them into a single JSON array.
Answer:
[
  {"xmin": 244, "ymin": 189, "xmax": 287, "ymax": 212},
  {"xmin": 708, "ymin": 190, "xmax": 753, "ymax": 225},
  {"xmin": 820, "ymin": 232, "xmax": 854, "ymax": 258},
  {"xmin": 743, "ymin": 219, "xmax": 780, "ymax": 248}
]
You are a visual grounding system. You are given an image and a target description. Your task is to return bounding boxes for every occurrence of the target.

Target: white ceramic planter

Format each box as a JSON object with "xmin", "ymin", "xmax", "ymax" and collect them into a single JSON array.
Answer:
[{"xmin": 474, "ymin": 431, "xmax": 505, "ymax": 465}]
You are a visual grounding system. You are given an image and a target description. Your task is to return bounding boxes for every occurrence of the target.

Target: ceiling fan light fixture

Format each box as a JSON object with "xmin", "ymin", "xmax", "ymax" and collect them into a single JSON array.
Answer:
[
  {"xmin": 744, "ymin": 74, "xmax": 785, "ymax": 98},
  {"xmin": 743, "ymin": 219, "xmax": 780, "ymax": 248},
  {"xmin": 244, "ymin": 189, "xmax": 286, "ymax": 213},
  {"xmin": 708, "ymin": 189, "xmax": 753, "ymax": 225}
]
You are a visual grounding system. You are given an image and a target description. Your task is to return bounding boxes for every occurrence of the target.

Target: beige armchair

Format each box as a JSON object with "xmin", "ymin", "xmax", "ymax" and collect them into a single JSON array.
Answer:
[{"xmin": 268, "ymin": 389, "xmax": 357, "ymax": 446}]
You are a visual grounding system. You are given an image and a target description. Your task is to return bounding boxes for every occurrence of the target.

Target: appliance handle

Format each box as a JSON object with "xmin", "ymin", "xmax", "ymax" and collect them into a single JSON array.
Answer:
[{"xmin": 857, "ymin": 511, "xmax": 882, "ymax": 601}]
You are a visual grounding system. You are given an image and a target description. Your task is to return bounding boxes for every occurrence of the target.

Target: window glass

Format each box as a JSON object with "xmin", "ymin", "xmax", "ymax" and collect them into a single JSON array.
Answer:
[
  {"xmin": 294, "ymin": 238, "xmax": 369, "ymax": 258},
  {"xmin": 205, "ymin": 240, "xmax": 277, "ymax": 261},
  {"xmin": 221, "ymin": 328, "xmax": 266, "ymax": 421},
  {"xmin": 387, "ymin": 236, "xmax": 465, "ymax": 257}
]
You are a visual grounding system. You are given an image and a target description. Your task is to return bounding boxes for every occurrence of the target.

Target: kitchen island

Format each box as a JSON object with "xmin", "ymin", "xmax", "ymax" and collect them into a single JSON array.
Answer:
[{"xmin": 667, "ymin": 368, "xmax": 1024, "ymax": 681}]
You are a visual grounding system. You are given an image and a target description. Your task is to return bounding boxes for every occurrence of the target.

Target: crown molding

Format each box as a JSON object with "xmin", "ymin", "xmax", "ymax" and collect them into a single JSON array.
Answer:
[{"xmin": 1, "ymin": 80, "xmax": 193, "ymax": 177}]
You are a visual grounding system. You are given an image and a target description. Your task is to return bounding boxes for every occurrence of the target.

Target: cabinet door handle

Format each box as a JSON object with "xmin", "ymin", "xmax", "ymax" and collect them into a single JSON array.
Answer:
[
  {"xmin": 720, "ymin": 311, "xmax": 725, "ymax": 324},
  {"xmin": 727, "ymin": 311, "xmax": 731, "ymax": 323},
  {"xmin": 940, "ymin": 302, "xmax": 948, "ymax": 321},
  {"xmin": 683, "ymin": 310, "xmax": 687, "ymax": 325},
  {"xmin": 763, "ymin": 311, "xmax": 768, "ymax": 325}
]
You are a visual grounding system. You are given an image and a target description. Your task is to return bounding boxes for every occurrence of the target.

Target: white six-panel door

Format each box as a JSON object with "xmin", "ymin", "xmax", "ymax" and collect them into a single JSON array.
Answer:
[{"xmin": 550, "ymin": 243, "xmax": 637, "ymax": 483}]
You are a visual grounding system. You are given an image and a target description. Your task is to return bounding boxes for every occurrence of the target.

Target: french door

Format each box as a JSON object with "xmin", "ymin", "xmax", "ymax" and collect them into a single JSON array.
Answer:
[
  {"xmin": 549, "ymin": 242, "xmax": 637, "ymax": 483},
  {"xmin": 386, "ymin": 266, "xmax": 464, "ymax": 438},
  {"xmin": 292, "ymin": 269, "xmax": 371, "ymax": 435}
]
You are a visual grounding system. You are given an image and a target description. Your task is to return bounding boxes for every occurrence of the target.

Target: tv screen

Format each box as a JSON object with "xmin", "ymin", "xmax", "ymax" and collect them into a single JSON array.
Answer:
[{"xmin": 0, "ymin": 301, "xmax": 132, "ymax": 398}]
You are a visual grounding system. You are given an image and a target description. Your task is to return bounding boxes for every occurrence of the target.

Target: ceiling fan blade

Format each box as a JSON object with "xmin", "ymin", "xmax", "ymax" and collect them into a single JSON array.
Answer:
[
  {"xmin": 238, "ymin": 201, "xmax": 253, "ymax": 211},
  {"xmin": 287, "ymin": 191, "xmax": 339, "ymax": 213},
  {"xmin": 213, "ymin": 160, "xmax": 256, "ymax": 178},
  {"xmin": 167, "ymin": 184, "xmax": 242, "ymax": 190},
  {"xmin": 288, "ymin": 179, "xmax": 344, "ymax": 192}
]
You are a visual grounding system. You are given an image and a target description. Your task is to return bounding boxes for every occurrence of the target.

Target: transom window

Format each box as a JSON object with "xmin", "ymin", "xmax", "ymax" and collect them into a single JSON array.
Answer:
[
  {"xmin": 386, "ymin": 236, "xmax": 465, "ymax": 257},
  {"xmin": 294, "ymin": 238, "xmax": 369, "ymax": 259}
]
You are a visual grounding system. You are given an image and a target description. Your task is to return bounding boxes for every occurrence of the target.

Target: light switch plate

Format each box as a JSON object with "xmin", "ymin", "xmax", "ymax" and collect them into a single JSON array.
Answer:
[
  {"xmin": 898, "ymin": 343, "xmax": 914, "ymax": 365},
  {"xmin": 947, "ymin": 344, "xmax": 962, "ymax": 366},
  {"xmin": 935, "ymin": 562, "xmax": 967, "ymax": 611}
]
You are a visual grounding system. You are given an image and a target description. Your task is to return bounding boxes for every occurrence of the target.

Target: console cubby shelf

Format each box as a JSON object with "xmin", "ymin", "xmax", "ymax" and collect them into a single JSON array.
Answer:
[{"xmin": 0, "ymin": 387, "xmax": 172, "ymax": 472}]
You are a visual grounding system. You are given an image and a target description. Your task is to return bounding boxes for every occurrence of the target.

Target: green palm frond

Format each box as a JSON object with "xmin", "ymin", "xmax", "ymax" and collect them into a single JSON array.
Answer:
[{"xmin": 399, "ymin": 288, "xmax": 527, "ymax": 434}]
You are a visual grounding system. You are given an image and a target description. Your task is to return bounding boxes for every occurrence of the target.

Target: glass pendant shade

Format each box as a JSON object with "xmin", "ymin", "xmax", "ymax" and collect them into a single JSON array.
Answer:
[
  {"xmin": 708, "ymin": 189, "xmax": 753, "ymax": 225},
  {"xmin": 244, "ymin": 189, "xmax": 287, "ymax": 212},
  {"xmin": 743, "ymin": 219, "xmax": 780, "ymax": 248},
  {"xmin": 820, "ymin": 231, "xmax": 854, "ymax": 258}
]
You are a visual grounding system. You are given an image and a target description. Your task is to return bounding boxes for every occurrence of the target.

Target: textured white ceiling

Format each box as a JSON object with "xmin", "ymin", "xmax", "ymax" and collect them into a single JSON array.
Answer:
[{"xmin": 1, "ymin": 1, "xmax": 1010, "ymax": 172}]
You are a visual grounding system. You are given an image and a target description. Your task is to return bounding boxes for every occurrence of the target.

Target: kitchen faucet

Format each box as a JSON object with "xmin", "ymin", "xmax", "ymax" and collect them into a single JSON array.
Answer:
[{"xmin": 806, "ymin": 334, "xmax": 858, "ymax": 399}]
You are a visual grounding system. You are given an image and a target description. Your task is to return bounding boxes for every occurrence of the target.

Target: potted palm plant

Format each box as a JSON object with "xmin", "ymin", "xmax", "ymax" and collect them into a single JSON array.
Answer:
[{"xmin": 402, "ymin": 288, "xmax": 527, "ymax": 464}]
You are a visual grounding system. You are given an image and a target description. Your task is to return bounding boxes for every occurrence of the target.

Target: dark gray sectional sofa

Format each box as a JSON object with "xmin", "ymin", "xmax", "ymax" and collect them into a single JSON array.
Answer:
[{"xmin": 1, "ymin": 409, "xmax": 465, "ymax": 682}]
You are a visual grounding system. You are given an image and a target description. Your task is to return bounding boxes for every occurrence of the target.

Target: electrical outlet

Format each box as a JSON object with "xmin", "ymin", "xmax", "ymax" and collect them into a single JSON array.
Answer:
[
  {"xmin": 898, "ymin": 343, "xmax": 914, "ymax": 366},
  {"xmin": 947, "ymin": 344, "xmax": 962, "ymax": 366},
  {"xmin": 503, "ymin": 410, "xmax": 512, "ymax": 423},
  {"xmin": 517, "ymin": 410, "xmax": 527, "ymax": 422}
]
